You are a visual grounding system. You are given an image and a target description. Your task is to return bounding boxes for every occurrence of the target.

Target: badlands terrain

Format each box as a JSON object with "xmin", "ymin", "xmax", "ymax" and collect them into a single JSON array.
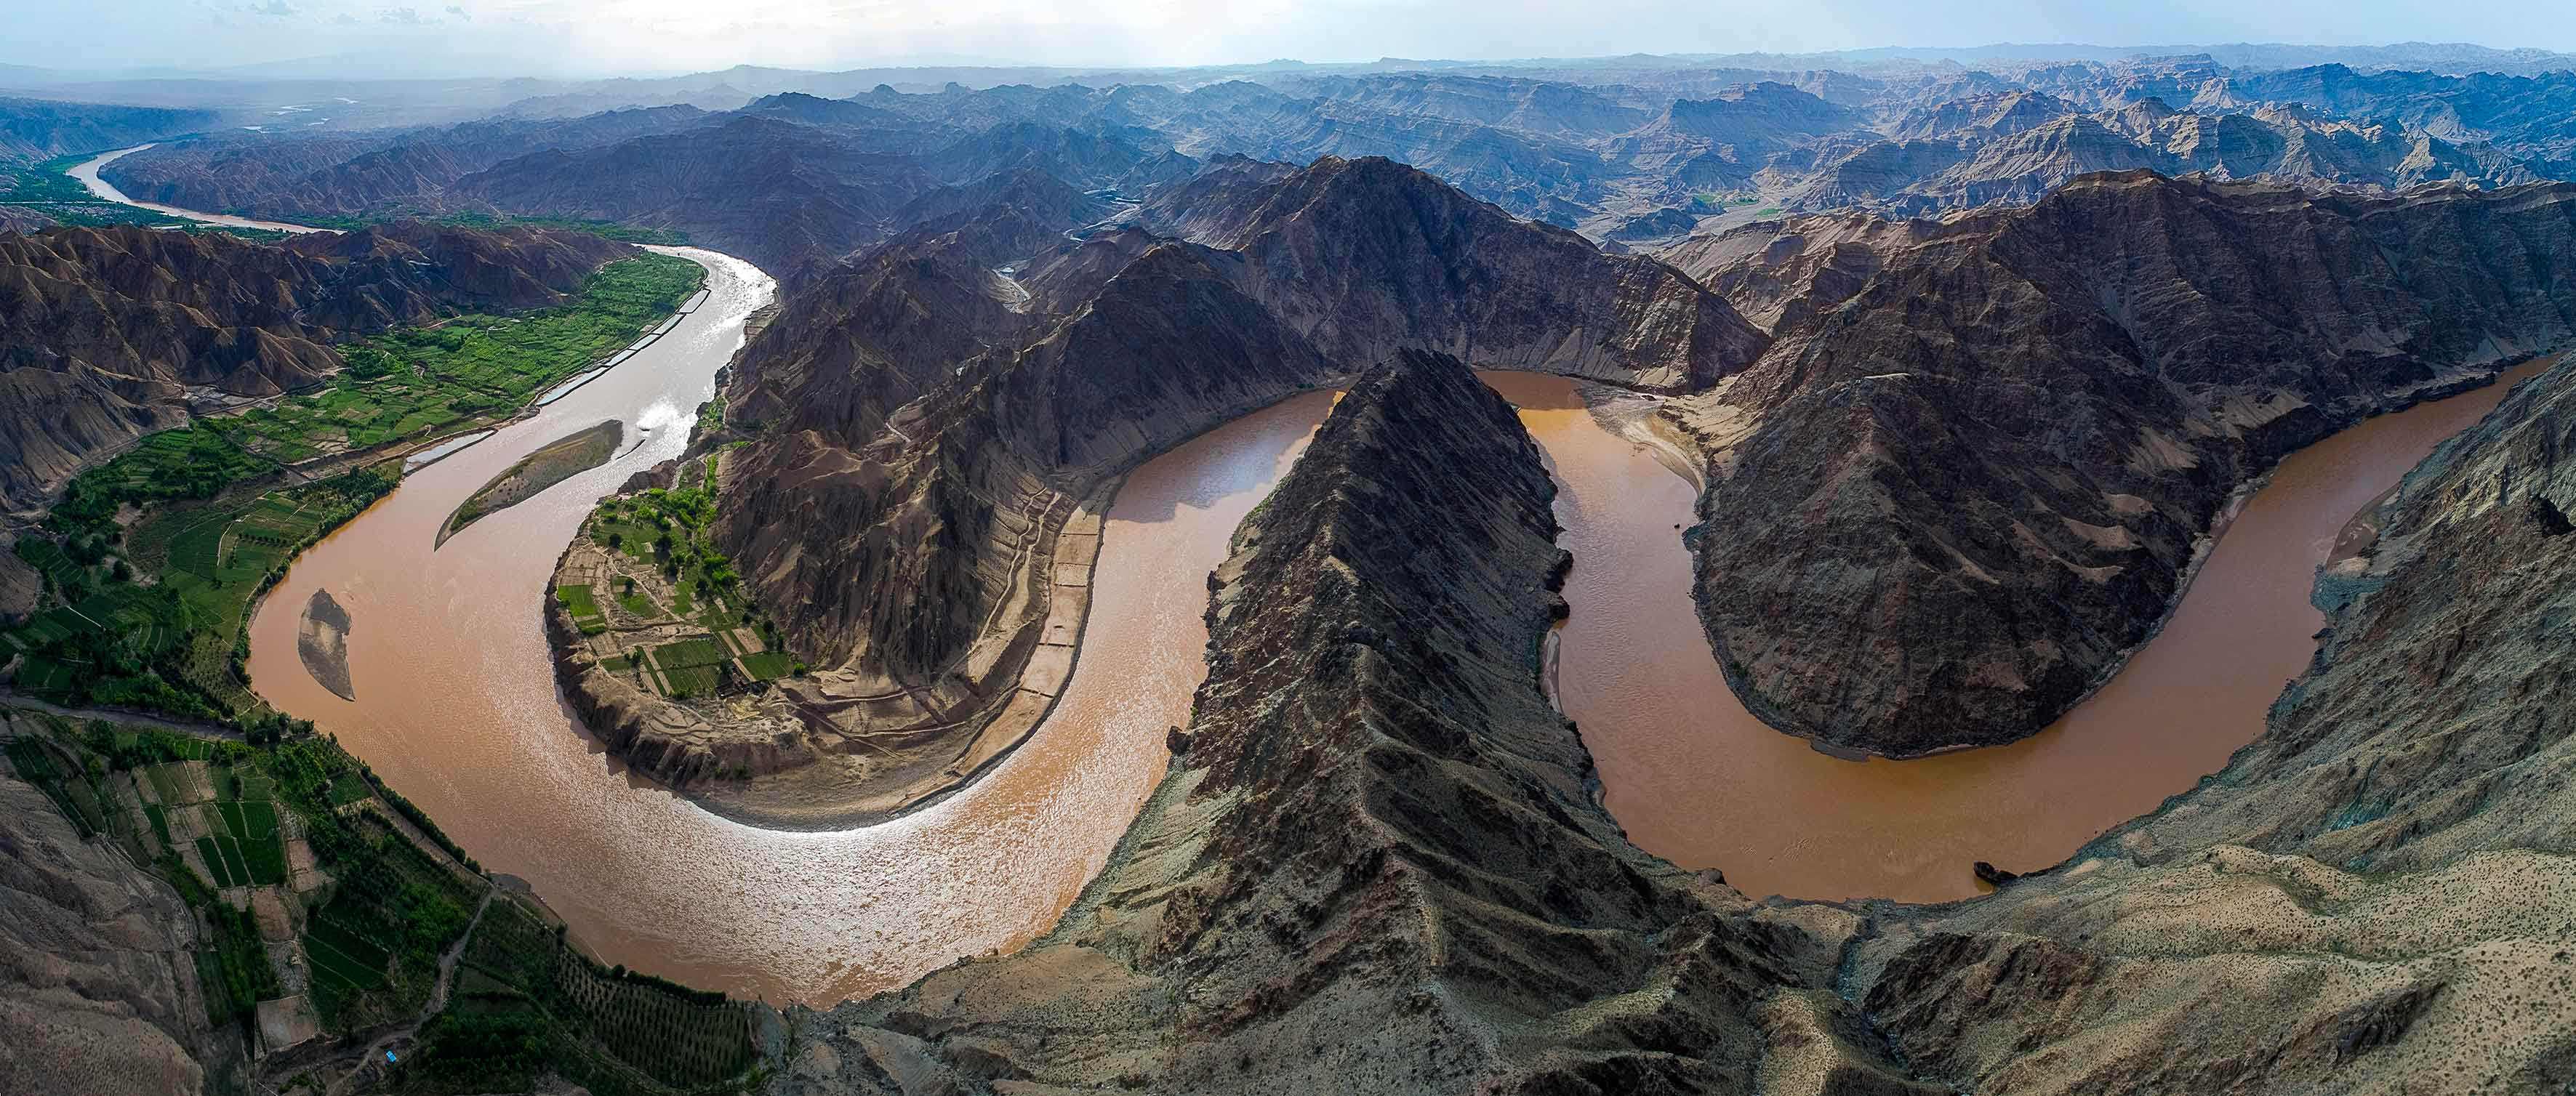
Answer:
[{"xmin": 3, "ymin": 38, "xmax": 2576, "ymax": 1096}]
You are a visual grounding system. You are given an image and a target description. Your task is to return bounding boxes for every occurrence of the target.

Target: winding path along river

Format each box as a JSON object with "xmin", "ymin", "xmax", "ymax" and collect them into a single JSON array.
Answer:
[{"xmin": 79, "ymin": 150, "xmax": 2550, "ymax": 997}]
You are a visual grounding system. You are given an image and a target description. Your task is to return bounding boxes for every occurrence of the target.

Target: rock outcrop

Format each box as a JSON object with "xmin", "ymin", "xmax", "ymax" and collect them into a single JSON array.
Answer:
[
  {"xmin": 0, "ymin": 748, "xmax": 219, "ymax": 1096},
  {"xmin": 724, "ymin": 156, "xmax": 1763, "ymax": 690},
  {"xmin": 766, "ymin": 299, "xmax": 2576, "ymax": 1096},
  {"xmin": 673, "ymin": 159, "xmax": 1768, "ymax": 821},
  {"xmin": 0, "ymin": 222, "xmax": 631, "ymax": 514},
  {"xmin": 1681, "ymin": 171, "xmax": 2576, "ymax": 756},
  {"xmin": 1848, "ymin": 355, "xmax": 2576, "ymax": 1093},
  {"xmin": 777, "ymin": 350, "xmax": 1915, "ymax": 1095}
]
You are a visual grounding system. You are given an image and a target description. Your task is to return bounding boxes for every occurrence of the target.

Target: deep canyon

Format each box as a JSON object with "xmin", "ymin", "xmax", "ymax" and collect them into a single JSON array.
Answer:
[{"xmin": 9, "ymin": 44, "xmax": 2576, "ymax": 1095}]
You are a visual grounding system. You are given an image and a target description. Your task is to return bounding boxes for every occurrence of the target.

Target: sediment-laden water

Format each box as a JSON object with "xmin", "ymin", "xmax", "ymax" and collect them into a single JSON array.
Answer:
[
  {"xmin": 97, "ymin": 154, "xmax": 2551, "ymax": 995},
  {"xmin": 1485, "ymin": 363, "xmax": 2551, "ymax": 903},
  {"xmin": 245, "ymin": 302, "xmax": 1333, "ymax": 1002},
  {"xmin": 70, "ymin": 145, "xmax": 329, "ymax": 234}
]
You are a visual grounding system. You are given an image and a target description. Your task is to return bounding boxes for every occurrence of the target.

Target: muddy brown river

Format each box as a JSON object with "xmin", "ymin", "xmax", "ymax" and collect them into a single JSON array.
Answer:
[
  {"xmin": 1485, "ymin": 363, "xmax": 2552, "ymax": 904},
  {"xmin": 243, "ymin": 245, "xmax": 1332, "ymax": 1002},
  {"xmin": 110, "ymin": 151, "xmax": 2548, "ymax": 996},
  {"xmin": 71, "ymin": 145, "xmax": 329, "ymax": 234}
]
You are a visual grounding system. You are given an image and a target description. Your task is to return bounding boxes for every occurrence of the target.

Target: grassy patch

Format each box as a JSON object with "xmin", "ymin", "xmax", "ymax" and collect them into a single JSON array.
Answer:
[
  {"xmin": 241, "ymin": 834, "xmax": 287, "ymax": 885},
  {"xmin": 616, "ymin": 589, "xmax": 661, "ymax": 619},
  {"xmin": 12, "ymin": 254, "xmax": 699, "ymax": 726},
  {"xmin": 737, "ymin": 651, "xmax": 795, "ymax": 682},
  {"xmin": 299, "ymin": 209, "xmax": 690, "ymax": 246},
  {"xmin": 555, "ymin": 584, "xmax": 609, "ymax": 635},
  {"xmin": 10, "ymin": 718, "xmax": 760, "ymax": 1090},
  {"xmin": 242, "ymin": 799, "xmax": 278, "ymax": 839},
  {"xmin": 0, "ymin": 155, "xmax": 285, "ymax": 238},
  {"xmin": 658, "ymin": 665, "xmax": 721, "ymax": 699},
  {"xmin": 648, "ymin": 637, "xmax": 731, "ymax": 698},
  {"xmin": 195, "ymin": 835, "xmax": 235, "ymax": 887},
  {"xmin": 648, "ymin": 637, "xmax": 727, "ymax": 669},
  {"xmin": 213, "ymin": 833, "xmax": 250, "ymax": 884},
  {"xmin": 556, "ymin": 584, "xmax": 603, "ymax": 618}
]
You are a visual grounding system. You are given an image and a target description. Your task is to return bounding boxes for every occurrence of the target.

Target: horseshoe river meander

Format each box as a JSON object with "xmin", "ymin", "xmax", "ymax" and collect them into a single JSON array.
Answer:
[{"xmin": 75, "ymin": 148, "xmax": 2553, "ymax": 1004}]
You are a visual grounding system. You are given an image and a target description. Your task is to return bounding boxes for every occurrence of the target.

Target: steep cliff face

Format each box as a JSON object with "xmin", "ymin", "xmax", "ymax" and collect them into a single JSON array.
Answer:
[
  {"xmin": 0, "ymin": 222, "xmax": 630, "ymax": 513},
  {"xmin": 766, "ymin": 304, "xmax": 2576, "ymax": 1096},
  {"xmin": 0, "ymin": 757, "xmax": 217, "ymax": 1096},
  {"xmin": 1853, "ymin": 358, "xmax": 2576, "ymax": 1094},
  {"xmin": 718, "ymin": 158, "xmax": 1767, "ymax": 692},
  {"xmin": 1658, "ymin": 211, "xmax": 1952, "ymax": 333},
  {"xmin": 777, "ymin": 352, "xmax": 1913, "ymax": 1095},
  {"xmin": 1192, "ymin": 157, "xmax": 1769, "ymax": 391},
  {"xmin": 1688, "ymin": 172, "xmax": 2576, "ymax": 756}
]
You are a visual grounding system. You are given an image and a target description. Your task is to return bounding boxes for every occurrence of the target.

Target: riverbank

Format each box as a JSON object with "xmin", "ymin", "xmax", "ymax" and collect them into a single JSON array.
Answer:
[
  {"xmin": 1498, "ymin": 354, "xmax": 2563, "ymax": 903},
  {"xmin": 438, "ymin": 420, "xmax": 622, "ymax": 548}
]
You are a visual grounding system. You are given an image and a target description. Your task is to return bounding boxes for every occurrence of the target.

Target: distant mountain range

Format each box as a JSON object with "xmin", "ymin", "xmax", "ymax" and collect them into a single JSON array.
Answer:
[
  {"xmin": 7, "ymin": 39, "xmax": 2575, "ymax": 87},
  {"xmin": 36, "ymin": 52, "xmax": 2575, "ymax": 272}
]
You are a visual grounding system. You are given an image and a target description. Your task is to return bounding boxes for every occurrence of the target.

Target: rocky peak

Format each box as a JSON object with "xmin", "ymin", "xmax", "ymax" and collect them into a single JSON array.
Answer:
[
  {"xmin": 1691, "ymin": 171, "xmax": 2576, "ymax": 757},
  {"xmin": 777, "ymin": 350, "xmax": 1904, "ymax": 1093}
]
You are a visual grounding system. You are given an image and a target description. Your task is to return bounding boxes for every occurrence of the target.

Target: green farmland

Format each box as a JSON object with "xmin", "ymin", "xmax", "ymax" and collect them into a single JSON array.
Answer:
[
  {"xmin": 5, "ymin": 468, "xmax": 396, "ymax": 720},
  {"xmin": 1, "ymin": 712, "xmax": 766, "ymax": 1095},
  {"xmin": 9, "ymin": 251, "xmax": 701, "ymax": 726},
  {"xmin": 47, "ymin": 251, "xmax": 702, "ymax": 540},
  {"xmin": 0, "ymin": 154, "xmax": 287, "ymax": 238}
]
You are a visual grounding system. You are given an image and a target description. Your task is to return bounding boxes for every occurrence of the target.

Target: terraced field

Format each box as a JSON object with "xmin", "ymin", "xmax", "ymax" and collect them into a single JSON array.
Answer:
[
  {"xmin": 47, "ymin": 253, "xmax": 702, "ymax": 542},
  {"xmin": 9, "ymin": 253, "xmax": 702, "ymax": 725},
  {"xmin": 6, "ymin": 469, "xmax": 397, "ymax": 719},
  {"xmin": 5, "ymin": 710, "xmax": 765, "ymax": 1093}
]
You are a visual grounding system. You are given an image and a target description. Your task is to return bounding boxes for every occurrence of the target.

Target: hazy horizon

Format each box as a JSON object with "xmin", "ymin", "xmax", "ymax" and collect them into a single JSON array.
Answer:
[{"xmin": 13, "ymin": 1, "xmax": 2576, "ymax": 83}]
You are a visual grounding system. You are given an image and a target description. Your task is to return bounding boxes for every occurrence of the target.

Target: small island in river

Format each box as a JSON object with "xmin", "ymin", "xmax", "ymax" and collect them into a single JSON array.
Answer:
[
  {"xmin": 437, "ymin": 419, "xmax": 624, "ymax": 548},
  {"xmin": 295, "ymin": 588, "xmax": 356, "ymax": 701}
]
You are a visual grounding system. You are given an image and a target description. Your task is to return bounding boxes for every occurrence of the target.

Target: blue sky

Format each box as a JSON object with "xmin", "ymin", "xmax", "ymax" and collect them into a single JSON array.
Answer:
[{"xmin": 11, "ymin": 0, "xmax": 2576, "ymax": 78}]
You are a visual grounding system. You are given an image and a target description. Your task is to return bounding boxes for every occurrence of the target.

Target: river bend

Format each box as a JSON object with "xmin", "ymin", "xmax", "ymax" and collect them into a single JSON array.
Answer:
[{"xmin": 75, "ymin": 151, "xmax": 2552, "ymax": 995}]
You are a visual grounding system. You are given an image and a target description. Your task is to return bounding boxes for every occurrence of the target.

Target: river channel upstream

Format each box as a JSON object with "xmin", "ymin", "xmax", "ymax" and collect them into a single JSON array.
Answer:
[{"xmin": 79, "ymin": 148, "xmax": 2553, "ymax": 1002}]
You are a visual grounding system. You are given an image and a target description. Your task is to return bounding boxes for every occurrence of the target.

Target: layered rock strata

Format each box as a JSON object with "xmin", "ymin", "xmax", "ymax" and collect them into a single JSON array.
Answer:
[
  {"xmin": 1847, "ymin": 355, "xmax": 2576, "ymax": 1094},
  {"xmin": 775, "ymin": 350, "xmax": 1919, "ymax": 1094},
  {"xmin": 604, "ymin": 157, "xmax": 1765, "ymax": 821},
  {"xmin": 0, "ymin": 733, "xmax": 222, "ymax": 1095},
  {"xmin": 1674, "ymin": 171, "xmax": 2576, "ymax": 755},
  {"xmin": 0, "ymin": 222, "xmax": 631, "ymax": 514}
]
